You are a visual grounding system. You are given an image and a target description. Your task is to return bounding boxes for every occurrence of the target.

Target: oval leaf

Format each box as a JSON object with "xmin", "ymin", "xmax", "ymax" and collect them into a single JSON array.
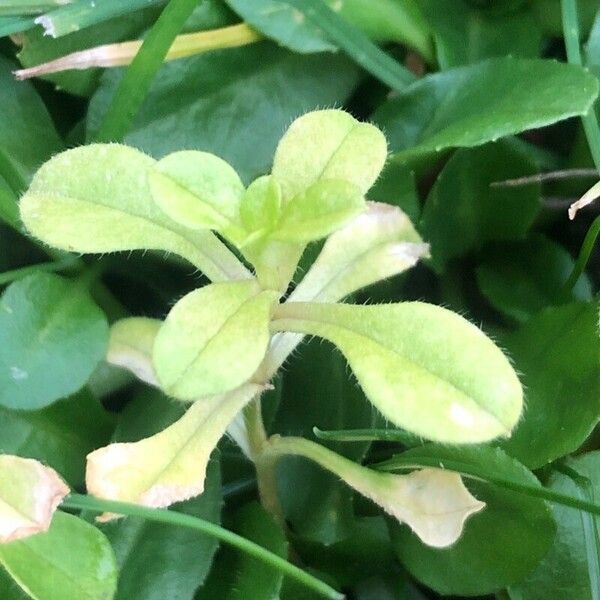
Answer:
[
  {"xmin": 153, "ymin": 281, "xmax": 277, "ymax": 400},
  {"xmin": 148, "ymin": 150, "xmax": 245, "ymax": 232},
  {"xmin": 272, "ymin": 301, "xmax": 523, "ymax": 443},
  {"xmin": 272, "ymin": 179, "xmax": 366, "ymax": 243},
  {"xmin": 19, "ymin": 144, "xmax": 249, "ymax": 283},
  {"xmin": 0, "ymin": 455, "xmax": 68, "ymax": 543},
  {"xmin": 0, "ymin": 512, "xmax": 117, "ymax": 600},
  {"xmin": 0, "ymin": 273, "xmax": 108, "ymax": 410},
  {"xmin": 272, "ymin": 109, "xmax": 387, "ymax": 200}
]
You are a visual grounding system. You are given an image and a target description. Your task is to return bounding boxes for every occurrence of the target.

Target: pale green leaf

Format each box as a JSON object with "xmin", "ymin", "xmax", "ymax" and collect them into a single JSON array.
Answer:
[
  {"xmin": 106, "ymin": 317, "xmax": 161, "ymax": 386},
  {"xmin": 239, "ymin": 175, "xmax": 282, "ymax": 236},
  {"xmin": 290, "ymin": 201, "xmax": 428, "ymax": 302},
  {"xmin": 86, "ymin": 383, "xmax": 262, "ymax": 516},
  {"xmin": 272, "ymin": 301, "xmax": 523, "ymax": 443},
  {"xmin": 19, "ymin": 144, "xmax": 250, "ymax": 283},
  {"xmin": 0, "ymin": 455, "xmax": 68, "ymax": 543},
  {"xmin": 266, "ymin": 436, "xmax": 484, "ymax": 548},
  {"xmin": 272, "ymin": 179, "xmax": 365, "ymax": 243},
  {"xmin": 272, "ymin": 109, "xmax": 387, "ymax": 201},
  {"xmin": 0, "ymin": 512, "xmax": 117, "ymax": 600},
  {"xmin": 153, "ymin": 281, "xmax": 277, "ymax": 400},
  {"xmin": 148, "ymin": 150, "xmax": 245, "ymax": 232}
]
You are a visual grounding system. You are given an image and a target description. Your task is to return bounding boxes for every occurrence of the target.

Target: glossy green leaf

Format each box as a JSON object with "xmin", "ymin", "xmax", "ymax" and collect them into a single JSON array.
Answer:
[
  {"xmin": 418, "ymin": 0, "xmax": 542, "ymax": 68},
  {"xmin": 272, "ymin": 301, "xmax": 523, "ymax": 443},
  {"xmin": 201, "ymin": 502, "xmax": 287, "ymax": 599},
  {"xmin": 500, "ymin": 302, "xmax": 600, "ymax": 469},
  {"xmin": 373, "ymin": 57, "xmax": 599, "ymax": 161},
  {"xmin": 272, "ymin": 109, "xmax": 387, "ymax": 201},
  {"xmin": 476, "ymin": 235, "xmax": 593, "ymax": 322},
  {"xmin": 148, "ymin": 150, "xmax": 245, "ymax": 232},
  {"xmin": 0, "ymin": 390, "xmax": 114, "ymax": 487},
  {"xmin": 20, "ymin": 144, "xmax": 249, "ymax": 283},
  {"xmin": 153, "ymin": 281, "xmax": 277, "ymax": 400},
  {"xmin": 421, "ymin": 141, "xmax": 541, "ymax": 270},
  {"xmin": 510, "ymin": 451, "xmax": 600, "ymax": 600},
  {"xmin": 0, "ymin": 55, "xmax": 63, "ymax": 187},
  {"xmin": 385, "ymin": 445, "xmax": 556, "ymax": 596},
  {"xmin": 290, "ymin": 201, "xmax": 427, "ymax": 303},
  {"xmin": 0, "ymin": 512, "xmax": 117, "ymax": 600},
  {"xmin": 273, "ymin": 180, "xmax": 365, "ymax": 243},
  {"xmin": 0, "ymin": 273, "xmax": 109, "ymax": 410},
  {"xmin": 101, "ymin": 389, "xmax": 222, "ymax": 600},
  {"xmin": 87, "ymin": 44, "xmax": 361, "ymax": 183}
]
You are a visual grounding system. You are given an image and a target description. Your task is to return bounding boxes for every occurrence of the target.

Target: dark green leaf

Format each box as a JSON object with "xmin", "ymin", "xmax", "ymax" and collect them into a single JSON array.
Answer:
[
  {"xmin": 510, "ymin": 451, "xmax": 600, "ymax": 600},
  {"xmin": 421, "ymin": 141, "xmax": 541, "ymax": 270},
  {"xmin": 87, "ymin": 43, "xmax": 360, "ymax": 183},
  {"xmin": 373, "ymin": 57, "xmax": 599, "ymax": 161},
  {"xmin": 476, "ymin": 235, "xmax": 593, "ymax": 323},
  {"xmin": 0, "ymin": 273, "xmax": 109, "ymax": 410},
  {"xmin": 273, "ymin": 338, "xmax": 374, "ymax": 545},
  {"xmin": 0, "ymin": 389, "xmax": 114, "ymax": 486},
  {"xmin": 500, "ymin": 302, "xmax": 600, "ymax": 469},
  {"xmin": 200, "ymin": 502, "xmax": 287, "ymax": 599}
]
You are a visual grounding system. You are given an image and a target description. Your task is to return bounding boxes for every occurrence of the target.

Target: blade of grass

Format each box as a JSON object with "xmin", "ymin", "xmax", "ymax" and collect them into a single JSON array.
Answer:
[
  {"xmin": 556, "ymin": 466, "xmax": 600, "ymax": 600},
  {"xmin": 15, "ymin": 23, "xmax": 261, "ymax": 78},
  {"xmin": 561, "ymin": 213, "xmax": 600, "ymax": 295},
  {"xmin": 0, "ymin": 1, "xmax": 69, "ymax": 16},
  {"xmin": 314, "ymin": 427, "xmax": 421, "ymax": 446},
  {"xmin": 284, "ymin": 0, "xmax": 416, "ymax": 91},
  {"xmin": 0, "ymin": 15, "xmax": 37, "ymax": 36},
  {"xmin": 376, "ymin": 453, "xmax": 600, "ymax": 518},
  {"xmin": 94, "ymin": 0, "xmax": 201, "ymax": 143},
  {"xmin": 35, "ymin": 0, "xmax": 165, "ymax": 38},
  {"xmin": 61, "ymin": 494, "xmax": 344, "ymax": 600}
]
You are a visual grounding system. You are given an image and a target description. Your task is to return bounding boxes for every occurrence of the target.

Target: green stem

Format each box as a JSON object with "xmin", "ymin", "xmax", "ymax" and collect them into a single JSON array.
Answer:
[
  {"xmin": 314, "ymin": 427, "xmax": 421, "ymax": 447},
  {"xmin": 561, "ymin": 213, "xmax": 600, "ymax": 295},
  {"xmin": 561, "ymin": 0, "xmax": 600, "ymax": 171},
  {"xmin": 284, "ymin": 0, "xmax": 416, "ymax": 91},
  {"xmin": 0, "ymin": 1, "xmax": 72, "ymax": 16},
  {"xmin": 94, "ymin": 0, "xmax": 200, "ymax": 143},
  {"xmin": 0, "ymin": 257, "xmax": 78, "ymax": 286},
  {"xmin": 0, "ymin": 15, "xmax": 36, "ymax": 36},
  {"xmin": 61, "ymin": 494, "xmax": 344, "ymax": 600},
  {"xmin": 244, "ymin": 398, "xmax": 287, "ymax": 530}
]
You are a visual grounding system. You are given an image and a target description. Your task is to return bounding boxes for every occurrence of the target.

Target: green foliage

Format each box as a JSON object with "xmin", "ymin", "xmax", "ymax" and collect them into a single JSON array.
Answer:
[
  {"xmin": 0, "ymin": 273, "xmax": 109, "ymax": 410},
  {"xmin": 1, "ymin": 4, "xmax": 600, "ymax": 598}
]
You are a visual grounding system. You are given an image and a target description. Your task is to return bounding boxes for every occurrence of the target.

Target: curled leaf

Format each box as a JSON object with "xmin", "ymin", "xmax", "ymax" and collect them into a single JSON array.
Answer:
[
  {"xmin": 106, "ymin": 317, "xmax": 161, "ymax": 386},
  {"xmin": 86, "ymin": 384, "xmax": 262, "ymax": 519},
  {"xmin": 272, "ymin": 301, "xmax": 523, "ymax": 443},
  {"xmin": 0, "ymin": 455, "xmax": 69, "ymax": 543},
  {"xmin": 291, "ymin": 201, "xmax": 428, "ymax": 302},
  {"xmin": 266, "ymin": 436, "xmax": 484, "ymax": 548},
  {"xmin": 272, "ymin": 109, "xmax": 388, "ymax": 201},
  {"xmin": 153, "ymin": 281, "xmax": 278, "ymax": 400}
]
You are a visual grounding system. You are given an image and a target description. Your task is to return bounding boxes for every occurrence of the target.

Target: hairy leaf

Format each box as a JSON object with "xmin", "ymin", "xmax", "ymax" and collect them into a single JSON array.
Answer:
[{"xmin": 272, "ymin": 301, "xmax": 522, "ymax": 443}]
